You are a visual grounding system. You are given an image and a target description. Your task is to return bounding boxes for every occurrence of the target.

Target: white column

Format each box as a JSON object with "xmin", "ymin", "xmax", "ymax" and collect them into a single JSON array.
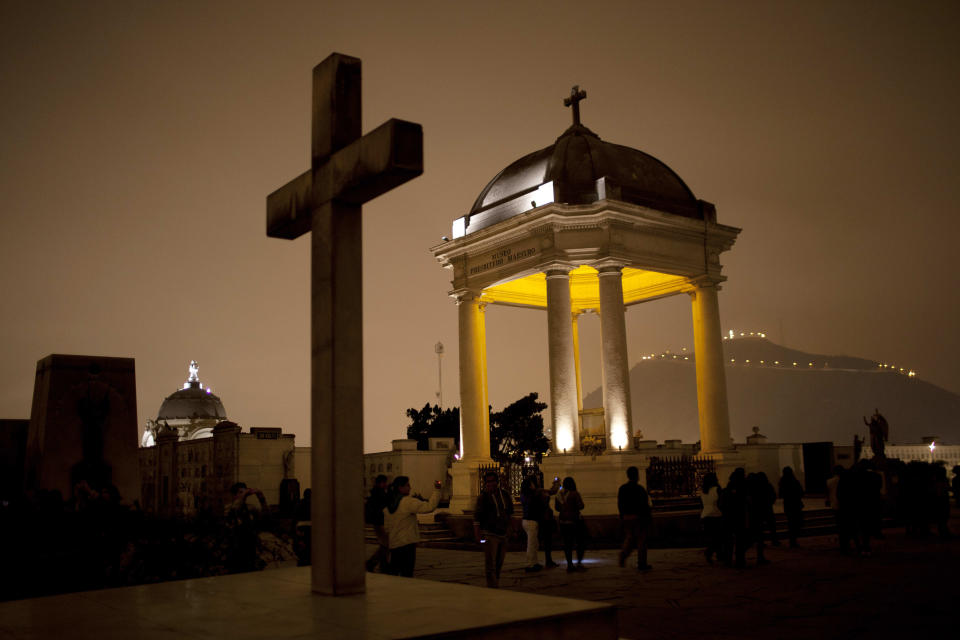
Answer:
[
  {"xmin": 572, "ymin": 310, "xmax": 584, "ymax": 416},
  {"xmin": 457, "ymin": 291, "xmax": 490, "ymax": 463},
  {"xmin": 598, "ymin": 266, "xmax": 633, "ymax": 450},
  {"xmin": 545, "ymin": 268, "xmax": 580, "ymax": 453},
  {"xmin": 690, "ymin": 282, "xmax": 733, "ymax": 452}
]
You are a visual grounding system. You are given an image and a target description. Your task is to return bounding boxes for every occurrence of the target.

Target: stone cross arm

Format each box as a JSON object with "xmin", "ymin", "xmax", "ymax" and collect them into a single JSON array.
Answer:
[{"xmin": 266, "ymin": 118, "xmax": 423, "ymax": 239}]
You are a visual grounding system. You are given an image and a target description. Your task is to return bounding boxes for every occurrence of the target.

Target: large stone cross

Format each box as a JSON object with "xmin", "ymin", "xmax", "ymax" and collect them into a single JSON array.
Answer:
[{"xmin": 267, "ymin": 53, "xmax": 423, "ymax": 596}]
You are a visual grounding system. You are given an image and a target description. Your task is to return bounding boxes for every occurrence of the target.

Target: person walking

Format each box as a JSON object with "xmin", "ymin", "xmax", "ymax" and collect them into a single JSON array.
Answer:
[
  {"xmin": 555, "ymin": 476, "xmax": 587, "ymax": 573},
  {"xmin": 617, "ymin": 466, "xmax": 653, "ymax": 571},
  {"xmin": 778, "ymin": 466, "xmax": 805, "ymax": 548},
  {"xmin": 364, "ymin": 474, "xmax": 390, "ymax": 572},
  {"xmin": 383, "ymin": 476, "xmax": 441, "ymax": 577},
  {"xmin": 700, "ymin": 472, "xmax": 724, "ymax": 564},
  {"xmin": 473, "ymin": 471, "xmax": 514, "ymax": 588}
]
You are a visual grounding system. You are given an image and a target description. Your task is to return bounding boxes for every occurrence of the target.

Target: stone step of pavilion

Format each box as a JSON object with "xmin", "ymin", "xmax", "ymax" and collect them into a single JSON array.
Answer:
[{"xmin": 651, "ymin": 496, "xmax": 703, "ymax": 512}]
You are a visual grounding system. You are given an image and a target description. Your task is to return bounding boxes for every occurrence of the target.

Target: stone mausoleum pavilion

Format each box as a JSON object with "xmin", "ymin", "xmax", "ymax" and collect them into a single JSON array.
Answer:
[{"xmin": 432, "ymin": 88, "xmax": 742, "ymax": 512}]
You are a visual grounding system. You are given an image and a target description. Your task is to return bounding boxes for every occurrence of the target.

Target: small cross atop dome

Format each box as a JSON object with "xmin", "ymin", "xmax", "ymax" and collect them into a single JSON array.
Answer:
[{"xmin": 563, "ymin": 85, "xmax": 587, "ymax": 125}]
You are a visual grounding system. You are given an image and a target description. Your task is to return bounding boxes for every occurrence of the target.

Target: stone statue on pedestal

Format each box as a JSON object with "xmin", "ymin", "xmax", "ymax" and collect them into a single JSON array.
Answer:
[{"xmin": 863, "ymin": 409, "xmax": 888, "ymax": 460}]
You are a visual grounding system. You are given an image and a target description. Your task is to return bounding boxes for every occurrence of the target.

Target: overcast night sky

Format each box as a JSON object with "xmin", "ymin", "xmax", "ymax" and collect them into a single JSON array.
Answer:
[{"xmin": 1, "ymin": 1, "xmax": 958, "ymax": 452}]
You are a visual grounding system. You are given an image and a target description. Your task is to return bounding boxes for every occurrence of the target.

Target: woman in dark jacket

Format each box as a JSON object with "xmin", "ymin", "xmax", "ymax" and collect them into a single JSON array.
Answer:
[{"xmin": 555, "ymin": 476, "xmax": 587, "ymax": 573}]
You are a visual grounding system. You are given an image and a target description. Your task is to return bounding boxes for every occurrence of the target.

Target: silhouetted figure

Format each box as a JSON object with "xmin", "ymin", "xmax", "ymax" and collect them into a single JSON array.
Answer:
[
  {"xmin": 225, "ymin": 482, "xmax": 267, "ymax": 573},
  {"xmin": 853, "ymin": 435, "xmax": 863, "ymax": 463},
  {"xmin": 365, "ymin": 474, "xmax": 390, "ymax": 572},
  {"xmin": 555, "ymin": 476, "xmax": 587, "ymax": 573},
  {"xmin": 721, "ymin": 468, "xmax": 750, "ymax": 568},
  {"xmin": 848, "ymin": 460, "xmax": 882, "ymax": 555},
  {"xmin": 617, "ymin": 466, "xmax": 652, "ymax": 571},
  {"xmin": 826, "ymin": 465, "xmax": 853, "ymax": 554},
  {"xmin": 863, "ymin": 409, "xmax": 888, "ymax": 460},
  {"xmin": 520, "ymin": 475, "xmax": 560, "ymax": 572},
  {"xmin": 294, "ymin": 488, "xmax": 311, "ymax": 566},
  {"xmin": 538, "ymin": 476, "xmax": 560, "ymax": 568},
  {"xmin": 933, "ymin": 466, "xmax": 951, "ymax": 539},
  {"xmin": 748, "ymin": 473, "xmax": 775, "ymax": 565},
  {"xmin": 837, "ymin": 463, "xmax": 863, "ymax": 555},
  {"xmin": 700, "ymin": 472, "xmax": 724, "ymax": 564},
  {"xmin": 384, "ymin": 475, "xmax": 441, "ymax": 577},
  {"xmin": 952, "ymin": 465, "xmax": 960, "ymax": 509},
  {"xmin": 756, "ymin": 472, "xmax": 779, "ymax": 547},
  {"xmin": 778, "ymin": 467, "xmax": 804, "ymax": 548},
  {"xmin": 473, "ymin": 471, "xmax": 513, "ymax": 587}
]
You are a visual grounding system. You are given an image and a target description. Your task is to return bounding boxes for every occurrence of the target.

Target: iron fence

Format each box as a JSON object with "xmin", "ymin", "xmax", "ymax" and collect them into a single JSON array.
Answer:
[
  {"xmin": 646, "ymin": 455, "xmax": 717, "ymax": 497},
  {"xmin": 476, "ymin": 461, "xmax": 541, "ymax": 497}
]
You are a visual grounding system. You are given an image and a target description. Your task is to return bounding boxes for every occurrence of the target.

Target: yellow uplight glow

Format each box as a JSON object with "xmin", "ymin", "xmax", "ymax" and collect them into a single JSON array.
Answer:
[{"xmin": 481, "ymin": 266, "xmax": 687, "ymax": 309}]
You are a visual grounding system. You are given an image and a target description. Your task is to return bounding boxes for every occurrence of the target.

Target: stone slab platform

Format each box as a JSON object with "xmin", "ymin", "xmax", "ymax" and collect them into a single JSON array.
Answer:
[{"xmin": 0, "ymin": 566, "xmax": 617, "ymax": 640}]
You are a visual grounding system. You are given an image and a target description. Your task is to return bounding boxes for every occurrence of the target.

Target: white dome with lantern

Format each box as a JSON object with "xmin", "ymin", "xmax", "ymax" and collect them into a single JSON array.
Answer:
[{"xmin": 141, "ymin": 361, "xmax": 228, "ymax": 446}]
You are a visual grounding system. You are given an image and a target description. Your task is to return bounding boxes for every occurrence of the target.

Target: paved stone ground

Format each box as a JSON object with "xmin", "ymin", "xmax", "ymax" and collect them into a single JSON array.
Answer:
[{"xmin": 385, "ymin": 511, "xmax": 959, "ymax": 639}]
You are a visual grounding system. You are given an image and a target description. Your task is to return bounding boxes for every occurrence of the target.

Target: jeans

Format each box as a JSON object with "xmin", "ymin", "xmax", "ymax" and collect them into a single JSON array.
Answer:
[
  {"xmin": 620, "ymin": 516, "xmax": 649, "ymax": 567},
  {"xmin": 481, "ymin": 534, "xmax": 507, "ymax": 587},
  {"xmin": 522, "ymin": 519, "xmax": 539, "ymax": 566},
  {"xmin": 559, "ymin": 519, "xmax": 586, "ymax": 566}
]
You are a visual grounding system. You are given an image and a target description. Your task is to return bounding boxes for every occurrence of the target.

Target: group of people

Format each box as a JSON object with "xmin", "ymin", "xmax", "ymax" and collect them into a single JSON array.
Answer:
[
  {"xmin": 364, "ymin": 474, "xmax": 442, "ymax": 577},
  {"xmin": 483, "ymin": 470, "xmax": 602, "ymax": 585},
  {"xmin": 700, "ymin": 466, "xmax": 805, "ymax": 568},
  {"xmin": 499, "ymin": 466, "xmax": 653, "ymax": 586},
  {"xmin": 363, "ymin": 460, "xmax": 957, "ymax": 582}
]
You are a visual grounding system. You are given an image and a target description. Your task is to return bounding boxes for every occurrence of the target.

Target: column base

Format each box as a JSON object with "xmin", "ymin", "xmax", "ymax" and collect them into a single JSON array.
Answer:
[
  {"xmin": 447, "ymin": 458, "xmax": 492, "ymax": 514},
  {"xmin": 700, "ymin": 450, "xmax": 746, "ymax": 486}
]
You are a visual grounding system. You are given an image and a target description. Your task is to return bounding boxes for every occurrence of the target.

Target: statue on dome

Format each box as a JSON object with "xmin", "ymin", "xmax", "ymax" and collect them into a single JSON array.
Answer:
[{"xmin": 141, "ymin": 420, "xmax": 157, "ymax": 447}]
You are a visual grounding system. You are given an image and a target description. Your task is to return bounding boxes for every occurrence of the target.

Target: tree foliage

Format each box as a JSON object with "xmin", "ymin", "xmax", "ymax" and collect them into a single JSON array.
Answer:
[
  {"xmin": 489, "ymin": 392, "xmax": 549, "ymax": 464},
  {"xmin": 405, "ymin": 404, "xmax": 460, "ymax": 451}
]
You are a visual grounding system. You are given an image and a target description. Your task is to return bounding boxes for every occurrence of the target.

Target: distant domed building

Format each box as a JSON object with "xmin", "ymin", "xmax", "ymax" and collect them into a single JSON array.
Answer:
[
  {"xmin": 141, "ymin": 361, "xmax": 228, "ymax": 446},
  {"xmin": 138, "ymin": 360, "xmax": 298, "ymax": 516}
]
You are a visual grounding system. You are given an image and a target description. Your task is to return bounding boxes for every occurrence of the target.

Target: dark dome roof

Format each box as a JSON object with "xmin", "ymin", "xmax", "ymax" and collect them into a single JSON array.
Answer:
[
  {"xmin": 469, "ymin": 123, "xmax": 704, "ymax": 222},
  {"xmin": 157, "ymin": 381, "xmax": 227, "ymax": 421}
]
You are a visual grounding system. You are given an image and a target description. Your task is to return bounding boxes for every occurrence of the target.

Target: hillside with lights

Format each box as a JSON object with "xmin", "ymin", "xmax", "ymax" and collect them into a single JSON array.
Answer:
[{"xmin": 584, "ymin": 332, "xmax": 960, "ymax": 447}]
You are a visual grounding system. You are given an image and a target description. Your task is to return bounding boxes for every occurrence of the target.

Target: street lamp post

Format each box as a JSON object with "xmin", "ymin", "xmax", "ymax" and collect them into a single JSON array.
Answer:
[{"xmin": 434, "ymin": 341, "xmax": 444, "ymax": 408}]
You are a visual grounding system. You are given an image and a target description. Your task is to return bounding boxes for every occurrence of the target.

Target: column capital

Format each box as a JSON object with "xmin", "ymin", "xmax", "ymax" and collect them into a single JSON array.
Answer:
[
  {"xmin": 542, "ymin": 262, "xmax": 575, "ymax": 279},
  {"xmin": 451, "ymin": 288, "xmax": 484, "ymax": 304},
  {"xmin": 593, "ymin": 259, "xmax": 628, "ymax": 275},
  {"xmin": 685, "ymin": 275, "xmax": 725, "ymax": 291},
  {"xmin": 596, "ymin": 265, "xmax": 624, "ymax": 276}
]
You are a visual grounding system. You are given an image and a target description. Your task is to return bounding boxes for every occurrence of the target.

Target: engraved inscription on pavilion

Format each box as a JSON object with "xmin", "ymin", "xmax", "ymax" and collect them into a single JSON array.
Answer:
[{"xmin": 468, "ymin": 245, "xmax": 538, "ymax": 276}]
